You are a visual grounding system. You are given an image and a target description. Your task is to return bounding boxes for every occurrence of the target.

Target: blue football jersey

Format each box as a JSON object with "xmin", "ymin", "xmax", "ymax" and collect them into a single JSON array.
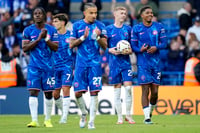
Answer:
[
  {"xmin": 106, "ymin": 24, "xmax": 132, "ymax": 68},
  {"xmin": 131, "ymin": 22, "xmax": 167, "ymax": 66},
  {"xmin": 71, "ymin": 19, "xmax": 107, "ymax": 67},
  {"xmin": 22, "ymin": 24, "xmax": 58, "ymax": 70},
  {"xmin": 53, "ymin": 30, "xmax": 74, "ymax": 69}
]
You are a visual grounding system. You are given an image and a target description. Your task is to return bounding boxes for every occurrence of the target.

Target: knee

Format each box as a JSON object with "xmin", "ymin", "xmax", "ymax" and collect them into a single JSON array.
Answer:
[
  {"xmin": 75, "ymin": 92, "xmax": 82, "ymax": 98},
  {"xmin": 53, "ymin": 90, "xmax": 60, "ymax": 100},
  {"xmin": 45, "ymin": 92, "xmax": 53, "ymax": 99}
]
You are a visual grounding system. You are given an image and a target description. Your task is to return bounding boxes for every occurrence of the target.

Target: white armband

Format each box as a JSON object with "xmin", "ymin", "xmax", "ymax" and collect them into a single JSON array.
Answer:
[
  {"xmin": 80, "ymin": 35, "xmax": 85, "ymax": 41},
  {"xmin": 96, "ymin": 36, "xmax": 100, "ymax": 41},
  {"xmin": 45, "ymin": 35, "xmax": 50, "ymax": 42}
]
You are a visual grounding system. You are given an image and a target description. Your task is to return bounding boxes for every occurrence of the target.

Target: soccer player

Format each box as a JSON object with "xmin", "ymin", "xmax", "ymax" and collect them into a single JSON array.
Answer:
[
  {"xmin": 106, "ymin": 6, "xmax": 135, "ymax": 125},
  {"xmin": 52, "ymin": 13, "xmax": 74, "ymax": 124},
  {"xmin": 22, "ymin": 7, "xmax": 58, "ymax": 127},
  {"xmin": 131, "ymin": 6, "xmax": 167, "ymax": 124},
  {"xmin": 70, "ymin": 3, "xmax": 107, "ymax": 129}
]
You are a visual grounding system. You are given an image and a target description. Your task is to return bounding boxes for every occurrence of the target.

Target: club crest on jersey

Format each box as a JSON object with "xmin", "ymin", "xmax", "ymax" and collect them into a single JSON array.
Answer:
[
  {"xmin": 141, "ymin": 75, "xmax": 146, "ymax": 81},
  {"xmin": 124, "ymin": 32, "xmax": 128, "ymax": 37},
  {"xmin": 74, "ymin": 82, "xmax": 79, "ymax": 88},
  {"xmin": 153, "ymin": 30, "xmax": 158, "ymax": 35}
]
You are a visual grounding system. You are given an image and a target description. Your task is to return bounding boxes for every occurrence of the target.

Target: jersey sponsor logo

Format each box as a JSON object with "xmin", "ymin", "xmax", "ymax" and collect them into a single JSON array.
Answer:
[{"xmin": 153, "ymin": 30, "xmax": 158, "ymax": 35}]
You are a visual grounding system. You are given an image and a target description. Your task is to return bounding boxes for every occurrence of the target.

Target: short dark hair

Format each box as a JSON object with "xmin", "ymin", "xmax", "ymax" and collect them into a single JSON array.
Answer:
[
  {"xmin": 32, "ymin": 7, "xmax": 47, "ymax": 22},
  {"xmin": 53, "ymin": 13, "xmax": 69, "ymax": 25},
  {"xmin": 84, "ymin": 2, "xmax": 97, "ymax": 11},
  {"xmin": 139, "ymin": 6, "xmax": 152, "ymax": 16}
]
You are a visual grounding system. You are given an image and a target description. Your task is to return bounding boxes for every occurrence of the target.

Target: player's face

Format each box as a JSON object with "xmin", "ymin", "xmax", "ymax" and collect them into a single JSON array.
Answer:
[
  {"xmin": 33, "ymin": 8, "xmax": 45, "ymax": 23},
  {"xmin": 115, "ymin": 9, "xmax": 127, "ymax": 23},
  {"xmin": 141, "ymin": 8, "xmax": 153, "ymax": 24},
  {"xmin": 52, "ymin": 18, "xmax": 62, "ymax": 30},
  {"xmin": 84, "ymin": 7, "xmax": 97, "ymax": 23}
]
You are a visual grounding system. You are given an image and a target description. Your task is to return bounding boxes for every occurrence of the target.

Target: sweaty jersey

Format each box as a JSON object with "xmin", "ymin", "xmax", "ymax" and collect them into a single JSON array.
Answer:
[
  {"xmin": 106, "ymin": 24, "xmax": 132, "ymax": 68},
  {"xmin": 53, "ymin": 30, "xmax": 74, "ymax": 69},
  {"xmin": 131, "ymin": 22, "xmax": 167, "ymax": 66},
  {"xmin": 22, "ymin": 24, "xmax": 58, "ymax": 70},
  {"xmin": 71, "ymin": 19, "xmax": 106, "ymax": 67}
]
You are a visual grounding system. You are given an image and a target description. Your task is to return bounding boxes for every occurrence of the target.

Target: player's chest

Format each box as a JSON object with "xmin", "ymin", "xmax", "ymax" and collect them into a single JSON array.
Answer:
[
  {"xmin": 138, "ymin": 28, "xmax": 159, "ymax": 40},
  {"xmin": 109, "ymin": 28, "xmax": 129, "ymax": 39}
]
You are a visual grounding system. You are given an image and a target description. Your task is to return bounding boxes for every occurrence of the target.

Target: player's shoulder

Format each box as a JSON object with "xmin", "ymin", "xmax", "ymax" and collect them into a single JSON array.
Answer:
[
  {"xmin": 123, "ymin": 24, "xmax": 132, "ymax": 31},
  {"xmin": 73, "ymin": 19, "xmax": 84, "ymax": 26},
  {"xmin": 95, "ymin": 20, "xmax": 105, "ymax": 27},
  {"xmin": 45, "ymin": 23, "xmax": 56, "ymax": 30},
  {"xmin": 106, "ymin": 24, "xmax": 114, "ymax": 29},
  {"xmin": 152, "ymin": 21, "xmax": 164, "ymax": 28},
  {"xmin": 132, "ymin": 22, "xmax": 143, "ymax": 32}
]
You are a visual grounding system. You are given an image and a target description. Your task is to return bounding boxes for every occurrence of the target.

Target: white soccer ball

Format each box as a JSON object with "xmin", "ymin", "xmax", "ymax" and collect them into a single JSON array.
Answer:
[{"xmin": 116, "ymin": 40, "xmax": 131, "ymax": 52}]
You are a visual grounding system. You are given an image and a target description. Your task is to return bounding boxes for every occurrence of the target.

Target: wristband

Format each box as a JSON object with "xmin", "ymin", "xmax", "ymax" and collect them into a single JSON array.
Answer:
[
  {"xmin": 45, "ymin": 35, "xmax": 50, "ymax": 42},
  {"xmin": 96, "ymin": 36, "xmax": 100, "ymax": 41},
  {"xmin": 80, "ymin": 35, "xmax": 85, "ymax": 41}
]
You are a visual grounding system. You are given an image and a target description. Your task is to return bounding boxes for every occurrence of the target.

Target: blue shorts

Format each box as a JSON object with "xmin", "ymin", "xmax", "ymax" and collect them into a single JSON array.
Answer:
[
  {"xmin": 27, "ymin": 66, "xmax": 54, "ymax": 91},
  {"xmin": 73, "ymin": 65, "xmax": 102, "ymax": 92},
  {"xmin": 137, "ymin": 65, "xmax": 161, "ymax": 85},
  {"xmin": 54, "ymin": 67, "xmax": 73, "ymax": 89},
  {"xmin": 109, "ymin": 67, "xmax": 133, "ymax": 85}
]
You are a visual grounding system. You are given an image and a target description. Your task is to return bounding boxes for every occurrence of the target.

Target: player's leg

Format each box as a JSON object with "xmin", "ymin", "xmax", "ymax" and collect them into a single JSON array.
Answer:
[
  {"xmin": 60, "ymin": 86, "xmax": 71, "ymax": 123},
  {"xmin": 122, "ymin": 68, "xmax": 135, "ymax": 124},
  {"xmin": 74, "ymin": 67, "xmax": 88, "ymax": 128},
  {"xmin": 109, "ymin": 67, "xmax": 123, "ymax": 124},
  {"xmin": 137, "ymin": 65, "xmax": 153, "ymax": 124},
  {"xmin": 149, "ymin": 84, "xmax": 158, "ymax": 118},
  {"xmin": 59, "ymin": 68, "xmax": 73, "ymax": 123},
  {"xmin": 26, "ymin": 67, "xmax": 41, "ymax": 127},
  {"xmin": 44, "ymin": 91, "xmax": 53, "ymax": 127},
  {"xmin": 88, "ymin": 66, "xmax": 102, "ymax": 129},
  {"xmin": 27, "ymin": 90, "xmax": 40, "ymax": 127},
  {"xmin": 149, "ymin": 67, "xmax": 161, "ymax": 119},
  {"xmin": 53, "ymin": 70, "xmax": 63, "ymax": 114},
  {"xmin": 42, "ymin": 70, "xmax": 55, "ymax": 127}
]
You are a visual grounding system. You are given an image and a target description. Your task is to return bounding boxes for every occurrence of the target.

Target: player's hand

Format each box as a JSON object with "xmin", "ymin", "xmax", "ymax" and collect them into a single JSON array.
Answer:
[
  {"xmin": 140, "ymin": 44, "xmax": 148, "ymax": 52},
  {"xmin": 38, "ymin": 28, "xmax": 47, "ymax": 39},
  {"xmin": 108, "ymin": 47, "xmax": 121, "ymax": 55},
  {"xmin": 147, "ymin": 46, "xmax": 157, "ymax": 54},
  {"xmin": 84, "ymin": 26, "xmax": 89, "ymax": 38},
  {"xmin": 94, "ymin": 27, "xmax": 101, "ymax": 36}
]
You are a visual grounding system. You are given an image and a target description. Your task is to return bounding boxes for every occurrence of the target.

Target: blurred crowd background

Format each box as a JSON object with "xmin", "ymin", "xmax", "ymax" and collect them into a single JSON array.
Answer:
[{"xmin": 0, "ymin": 0, "xmax": 200, "ymax": 87}]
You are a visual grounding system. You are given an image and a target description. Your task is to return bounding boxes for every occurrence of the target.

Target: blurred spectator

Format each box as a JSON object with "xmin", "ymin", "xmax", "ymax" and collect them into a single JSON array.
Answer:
[
  {"xmin": 186, "ymin": 15, "xmax": 200, "ymax": 42},
  {"xmin": 177, "ymin": 2, "xmax": 194, "ymax": 37},
  {"xmin": 19, "ymin": 0, "xmax": 39, "ymax": 32},
  {"xmin": 12, "ymin": 44, "xmax": 29, "ymax": 81},
  {"xmin": 3, "ymin": 24, "xmax": 18, "ymax": 56},
  {"xmin": 45, "ymin": 0, "xmax": 66, "ymax": 15},
  {"xmin": 111, "ymin": 0, "xmax": 136, "ymax": 26},
  {"xmin": 187, "ymin": 0, "xmax": 200, "ymax": 16},
  {"xmin": 187, "ymin": 32, "xmax": 197, "ymax": 45},
  {"xmin": 151, "ymin": 0, "xmax": 159, "ymax": 7},
  {"xmin": 80, "ymin": 0, "xmax": 102, "ymax": 20},
  {"xmin": 167, "ymin": 39, "xmax": 187, "ymax": 85},
  {"xmin": 0, "ymin": 48, "xmax": 24, "ymax": 88},
  {"xmin": 0, "ymin": 9, "xmax": 19, "ymax": 38},
  {"xmin": 135, "ymin": 0, "xmax": 158, "ymax": 22},
  {"xmin": 184, "ymin": 49, "xmax": 200, "ymax": 86},
  {"xmin": 62, "ymin": 0, "xmax": 71, "ymax": 18},
  {"xmin": 187, "ymin": 40, "xmax": 200, "ymax": 59},
  {"xmin": 0, "ymin": 39, "xmax": 3, "ymax": 59}
]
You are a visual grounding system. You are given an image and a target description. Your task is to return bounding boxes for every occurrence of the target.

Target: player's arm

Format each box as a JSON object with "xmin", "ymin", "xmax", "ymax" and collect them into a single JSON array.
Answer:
[
  {"xmin": 131, "ymin": 27, "xmax": 144, "ymax": 53},
  {"xmin": 45, "ymin": 39, "xmax": 58, "ymax": 51},
  {"xmin": 95, "ymin": 28, "xmax": 107, "ymax": 50},
  {"xmin": 69, "ymin": 26, "xmax": 89, "ymax": 48},
  {"xmin": 22, "ymin": 28, "xmax": 46, "ymax": 52},
  {"xmin": 156, "ymin": 24, "xmax": 168, "ymax": 50}
]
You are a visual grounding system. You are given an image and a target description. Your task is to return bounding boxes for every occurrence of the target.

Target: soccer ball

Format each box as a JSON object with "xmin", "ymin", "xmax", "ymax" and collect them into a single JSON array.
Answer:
[{"xmin": 116, "ymin": 40, "xmax": 131, "ymax": 52}]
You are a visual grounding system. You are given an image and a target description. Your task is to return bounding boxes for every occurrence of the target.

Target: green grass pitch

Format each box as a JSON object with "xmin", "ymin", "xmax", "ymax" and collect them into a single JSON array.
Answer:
[{"xmin": 0, "ymin": 115, "xmax": 200, "ymax": 133}]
